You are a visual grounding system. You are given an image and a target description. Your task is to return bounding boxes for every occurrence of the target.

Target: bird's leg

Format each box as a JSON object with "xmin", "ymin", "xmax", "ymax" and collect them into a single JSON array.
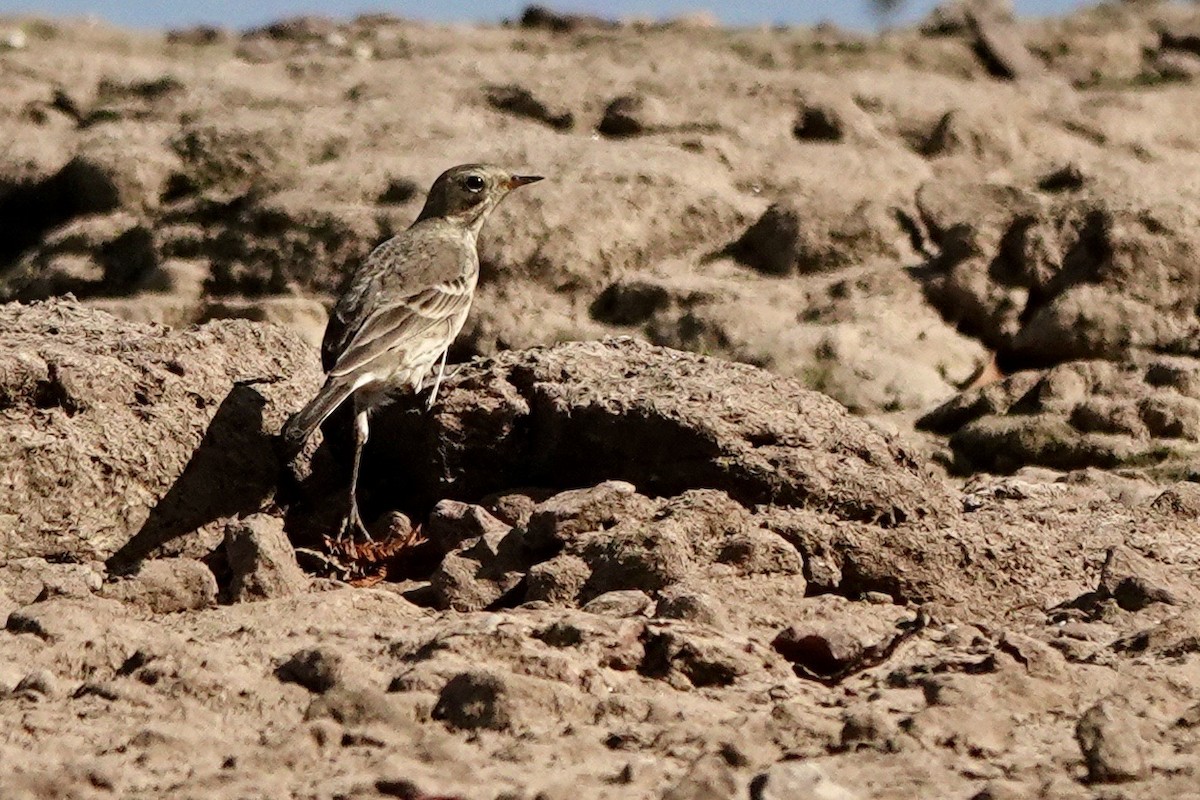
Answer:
[
  {"xmin": 425, "ymin": 347, "xmax": 450, "ymax": 411},
  {"xmin": 344, "ymin": 405, "xmax": 372, "ymax": 541}
]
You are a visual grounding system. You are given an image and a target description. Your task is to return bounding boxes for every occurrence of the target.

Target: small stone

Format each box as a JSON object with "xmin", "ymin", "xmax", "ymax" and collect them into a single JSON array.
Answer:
[
  {"xmin": 598, "ymin": 94, "xmax": 670, "ymax": 137},
  {"xmin": 432, "ymin": 670, "xmax": 512, "ymax": 731},
  {"xmin": 967, "ymin": 10, "xmax": 1043, "ymax": 80},
  {"xmin": 792, "ymin": 104, "xmax": 843, "ymax": 141},
  {"xmin": 13, "ymin": 669, "xmax": 58, "ymax": 698},
  {"xmin": 1076, "ymin": 698, "xmax": 1150, "ymax": 783},
  {"xmin": 304, "ymin": 685, "xmax": 407, "ymax": 727},
  {"xmin": 525, "ymin": 482, "xmax": 649, "ymax": 550},
  {"xmin": 101, "ymin": 558, "xmax": 216, "ymax": 613},
  {"xmin": 662, "ymin": 753, "xmax": 739, "ymax": 800},
  {"xmin": 581, "ymin": 590, "xmax": 652, "ymax": 618},
  {"xmin": 0, "ymin": 29, "xmax": 27, "ymax": 50},
  {"xmin": 655, "ymin": 589, "xmax": 725, "ymax": 627},
  {"xmin": 639, "ymin": 627, "xmax": 751, "ymax": 688},
  {"xmin": 425, "ymin": 500, "xmax": 512, "ymax": 554},
  {"xmin": 275, "ymin": 647, "xmax": 352, "ymax": 694},
  {"xmin": 224, "ymin": 514, "xmax": 309, "ymax": 602},
  {"xmin": 430, "ymin": 527, "xmax": 530, "ymax": 612},
  {"xmin": 751, "ymin": 761, "xmax": 862, "ymax": 800},
  {"xmin": 1098, "ymin": 546, "xmax": 1180, "ymax": 611}
]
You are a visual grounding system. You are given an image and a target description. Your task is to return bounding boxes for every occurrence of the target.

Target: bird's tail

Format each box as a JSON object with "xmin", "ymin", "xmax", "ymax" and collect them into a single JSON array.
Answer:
[{"xmin": 279, "ymin": 377, "xmax": 355, "ymax": 461}]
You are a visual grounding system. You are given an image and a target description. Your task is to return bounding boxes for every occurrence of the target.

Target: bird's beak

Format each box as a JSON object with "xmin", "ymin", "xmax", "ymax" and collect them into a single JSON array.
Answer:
[{"xmin": 506, "ymin": 175, "xmax": 544, "ymax": 189}]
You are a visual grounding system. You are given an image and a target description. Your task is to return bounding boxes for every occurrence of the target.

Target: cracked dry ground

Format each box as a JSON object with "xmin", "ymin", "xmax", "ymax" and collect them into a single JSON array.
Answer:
[{"xmin": 0, "ymin": 303, "xmax": 1199, "ymax": 799}]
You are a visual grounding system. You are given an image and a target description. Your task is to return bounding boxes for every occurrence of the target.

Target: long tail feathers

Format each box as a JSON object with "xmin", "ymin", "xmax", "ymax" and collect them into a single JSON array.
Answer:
[{"xmin": 279, "ymin": 378, "xmax": 356, "ymax": 462}]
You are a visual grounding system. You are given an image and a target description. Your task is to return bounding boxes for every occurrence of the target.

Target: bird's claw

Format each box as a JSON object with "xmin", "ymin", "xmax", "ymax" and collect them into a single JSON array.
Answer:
[{"xmin": 343, "ymin": 503, "xmax": 373, "ymax": 542}]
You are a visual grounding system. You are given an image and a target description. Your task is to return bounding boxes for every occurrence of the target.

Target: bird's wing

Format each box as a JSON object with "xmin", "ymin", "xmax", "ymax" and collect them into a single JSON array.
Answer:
[
  {"xmin": 321, "ymin": 226, "xmax": 476, "ymax": 378},
  {"xmin": 328, "ymin": 274, "xmax": 475, "ymax": 379}
]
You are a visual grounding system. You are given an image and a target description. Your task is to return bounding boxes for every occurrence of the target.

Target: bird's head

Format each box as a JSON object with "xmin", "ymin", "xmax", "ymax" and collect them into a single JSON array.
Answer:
[{"xmin": 417, "ymin": 164, "xmax": 542, "ymax": 233}]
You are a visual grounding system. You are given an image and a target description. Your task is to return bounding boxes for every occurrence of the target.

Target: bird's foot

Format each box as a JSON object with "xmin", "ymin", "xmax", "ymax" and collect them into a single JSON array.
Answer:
[{"xmin": 343, "ymin": 502, "xmax": 373, "ymax": 542}]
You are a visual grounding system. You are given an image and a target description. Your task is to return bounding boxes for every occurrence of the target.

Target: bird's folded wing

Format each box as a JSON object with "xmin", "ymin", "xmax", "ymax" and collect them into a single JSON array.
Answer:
[{"xmin": 328, "ymin": 275, "xmax": 474, "ymax": 379}]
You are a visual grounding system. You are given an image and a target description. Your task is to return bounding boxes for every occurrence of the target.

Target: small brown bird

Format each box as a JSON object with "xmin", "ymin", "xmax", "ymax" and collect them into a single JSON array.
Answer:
[{"xmin": 282, "ymin": 164, "xmax": 542, "ymax": 538}]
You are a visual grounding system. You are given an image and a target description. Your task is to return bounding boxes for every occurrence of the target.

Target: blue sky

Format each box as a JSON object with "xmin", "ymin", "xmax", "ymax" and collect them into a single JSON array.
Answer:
[{"xmin": 0, "ymin": 0, "xmax": 1098, "ymax": 31}]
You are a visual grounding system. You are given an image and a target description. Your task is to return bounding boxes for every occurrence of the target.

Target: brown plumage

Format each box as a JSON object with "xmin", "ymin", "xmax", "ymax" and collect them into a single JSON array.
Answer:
[{"xmin": 282, "ymin": 164, "xmax": 542, "ymax": 538}]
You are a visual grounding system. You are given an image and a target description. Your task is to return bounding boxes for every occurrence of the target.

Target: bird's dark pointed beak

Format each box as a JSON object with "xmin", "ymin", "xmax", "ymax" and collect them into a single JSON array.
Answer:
[{"xmin": 506, "ymin": 175, "xmax": 544, "ymax": 189}]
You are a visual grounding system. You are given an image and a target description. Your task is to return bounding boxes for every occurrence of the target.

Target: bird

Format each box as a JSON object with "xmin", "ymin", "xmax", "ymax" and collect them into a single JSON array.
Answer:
[{"xmin": 281, "ymin": 164, "xmax": 543, "ymax": 539}]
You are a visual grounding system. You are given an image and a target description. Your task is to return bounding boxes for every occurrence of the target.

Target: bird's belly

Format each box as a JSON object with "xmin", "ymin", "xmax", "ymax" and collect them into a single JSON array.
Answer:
[{"xmin": 357, "ymin": 309, "xmax": 470, "ymax": 408}]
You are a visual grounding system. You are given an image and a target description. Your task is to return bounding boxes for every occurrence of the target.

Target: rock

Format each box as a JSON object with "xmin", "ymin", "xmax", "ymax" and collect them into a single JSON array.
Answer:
[
  {"xmin": 921, "ymin": 0, "xmax": 1014, "ymax": 36},
  {"xmin": 730, "ymin": 194, "xmax": 907, "ymax": 275},
  {"xmin": 275, "ymin": 647, "xmax": 370, "ymax": 694},
  {"xmin": 581, "ymin": 590, "xmax": 652, "ymax": 618},
  {"xmin": 662, "ymin": 753, "xmax": 740, "ymax": 800},
  {"xmin": 1037, "ymin": 163, "xmax": 1086, "ymax": 193},
  {"xmin": 838, "ymin": 706, "xmax": 901, "ymax": 753},
  {"xmin": 12, "ymin": 669, "xmax": 59, "ymax": 699},
  {"xmin": 967, "ymin": 9, "xmax": 1044, "ymax": 80},
  {"xmin": 717, "ymin": 528, "xmax": 804, "ymax": 575},
  {"xmin": 1149, "ymin": 482, "xmax": 1200, "ymax": 517},
  {"xmin": 1112, "ymin": 610, "xmax": 1200, "ymax": 658},
  {"xmin": 791, "ymin": 93, "xmax": 877, "ymax": 143},
  {"xmin": 480, "ymin": 488, "xmax": 557, "ymax": 528},
  {"xmin": 431, "ymin": 670, "xmax": 513, "ymax": 731},
  {"xmin": 524, "ymin": 490, "xmax": 792, "ymax": 606},
  {"xmin": 223, "ymin": 514, "xmax": 309, "ymax": 602},
  {"xmin": 1076, "ymin": 698, "xmax": 1150, "ymax": 783},
  {"xmin": 654, "ymin": 589, "xmax": 726, "ymax": 627},
  {"xmin": 598, "ymin": 94, "xmax": 671, "ymax": 137},
  {"xmin": 244, "ymin": 15, "xmax": 338, "ymax": 43},
  {"xmin": 1147, "ymin": 48, "xmax": 1200, "ymax": 82},
  {"xmin": 424, "ymin": 500, "xmax": 513, "ymax": 555},
  {"xmin": 751, "ymin": 761, "xmax": 863, "ymax": 800},
  {"xmin": 920, "ymin": 360, "xmax": 1200, "ymax": 474},
  {"xmin": 193, "ymin": 195, "xmax": 381, "ymax": 297},
  {"xmin": 770, "ymin": 597, "xmax": 922, "ymax": 683},
  {"xmin": 639, "ymin": 625, "xmax": 760, "ymax": 688},
  {"xmin": 525, "ymin": 481, "xmax": 652, "ymax": 551},
  {"xmin": 100, "ymin": 558, "xmax": 217, "ymax": 613},
  {"xmin": 430, "ymin": 526, "xmax": 531, "ymax": 611},
  {"xmin": 486, "ymin": 84, "xmax": 573, "ymax": 131},
  {"xmin": 916, "ymin": 184, "xmax": 1200, "ymax": 371},
  {"xmin": 5, "ymin": 597, "xmax": 129, "ymax": 642},
  {"xmin": 1159, "ymin": 18, "xmax": 1200, "ymax": 57},
  {"xmin": 376, "ymin": 175, "xmax": 420, "ymax": 205},
  {"xmin": 1097, "ymin": 545, "xmax": 1181, "ymax": 611},
  {"xmin": 590, "ymin": 276, "xmax": 709, "ymax": 326},
  {"xmin": 362, "ymin": 339, "xmax": 952, "ymax": 531},
  {"xmin": 304, "ymin": 685, "xmax": 408, "ymax": 727},
  {"xmin": 166, "ymin": 25, "xmax": 230, "ymax": 46},
  {"xmin": 0, "ymin": 558, "xmax": 103, "ymax": 605},
  {"xmin": 0, "ymin": 302, "xmax": 319, "ymax": 565},
  {"xmin": 792, "ymin": 103, "xmax": 844, "ymax": 142}
]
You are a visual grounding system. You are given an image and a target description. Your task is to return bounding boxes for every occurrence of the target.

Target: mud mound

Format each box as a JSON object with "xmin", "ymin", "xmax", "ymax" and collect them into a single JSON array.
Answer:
[
  {"xmin": 0, "ymin": 300, "xmax": 320, "ymax": 563},
  {"xmin": 313, "ymin": 337, "xmax": 956, "ymax": 528}
]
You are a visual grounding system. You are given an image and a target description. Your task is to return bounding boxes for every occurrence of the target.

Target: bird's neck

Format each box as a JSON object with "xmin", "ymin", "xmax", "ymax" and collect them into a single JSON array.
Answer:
[
  {"xmin": 416, "ymin": 205, "xmax": 491, "ymax": 240},
  {"xmin": 411, "ymin": 212, "xmax": 484, "ymax": 245}
]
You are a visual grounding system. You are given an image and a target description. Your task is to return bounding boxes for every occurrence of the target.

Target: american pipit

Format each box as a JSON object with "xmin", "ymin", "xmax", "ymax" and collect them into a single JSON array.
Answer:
[{"xmin": 282, "ymin": 164, "xmax": 542, "ymax": 538}]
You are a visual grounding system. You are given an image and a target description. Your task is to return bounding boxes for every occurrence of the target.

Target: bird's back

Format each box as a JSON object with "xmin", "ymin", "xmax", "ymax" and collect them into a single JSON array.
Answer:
[{"xmin": 321, "ymin": 218, "xmax": 478, "ymax": 373}]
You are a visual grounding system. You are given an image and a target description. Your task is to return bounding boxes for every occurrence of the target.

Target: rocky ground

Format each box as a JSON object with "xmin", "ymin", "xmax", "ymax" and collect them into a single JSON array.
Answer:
[{"xmin": 3, "ymin": 2, "xmax": 1200, "ymax": 798}]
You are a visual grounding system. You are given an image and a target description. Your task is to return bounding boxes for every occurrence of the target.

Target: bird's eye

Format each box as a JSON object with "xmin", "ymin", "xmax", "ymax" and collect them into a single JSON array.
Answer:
[{"xmin": 464, "ymin": 175, "xmax": 485, "ymax": 192}]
